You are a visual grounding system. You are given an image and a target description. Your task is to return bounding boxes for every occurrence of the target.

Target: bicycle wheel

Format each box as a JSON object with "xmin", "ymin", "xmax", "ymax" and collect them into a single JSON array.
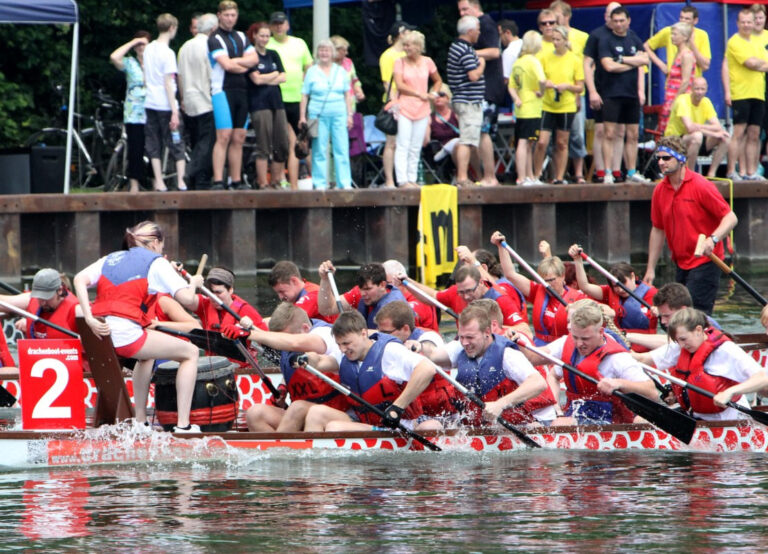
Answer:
[
  {"xmin": 103, "ymin": 139, "xmax": 127, "ymax": 192},
  {"xmin": 91, "ymin": 122, "xmax": 123, "ymax": 187}
]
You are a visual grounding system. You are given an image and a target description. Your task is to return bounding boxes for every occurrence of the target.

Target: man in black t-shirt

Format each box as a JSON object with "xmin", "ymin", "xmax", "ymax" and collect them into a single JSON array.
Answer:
[
  {"xmin": 598, "ymin": 6, "xmax": 649, "ymax": 183},
  {"xmin": 458, "ymin": 0, "xmax": 503, "ymax": 186}
]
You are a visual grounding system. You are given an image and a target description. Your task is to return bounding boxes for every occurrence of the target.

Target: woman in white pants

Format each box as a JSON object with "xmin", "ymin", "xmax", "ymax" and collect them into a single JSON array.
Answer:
[{"xmin": 392, "ymin": 31, "xmax": 443, "ymax": 188}]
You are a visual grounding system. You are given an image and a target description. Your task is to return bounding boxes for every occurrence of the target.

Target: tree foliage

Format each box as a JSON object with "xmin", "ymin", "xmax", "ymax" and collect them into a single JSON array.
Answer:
[{"xmin": 0, "ymin": 0, "xmax": 460, "ymax": 148}]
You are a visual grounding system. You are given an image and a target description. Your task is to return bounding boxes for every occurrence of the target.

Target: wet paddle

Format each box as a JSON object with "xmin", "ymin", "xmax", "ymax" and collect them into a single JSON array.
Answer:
[
  {"xmin": 500, "ymin": 240, "xmax": 567, "ymax": 306},
  {"xmin": 327, "ymin": 271, "xmax": 345, "ymax": 314},
  {"xmin": 429, "ymin": 363, "xmax": 540, "ymax": 448},
  {"xmin": 639, "ymin": 362, "xmax": 768, "ymax": 426},
  {"xmin": 695, "ymin": 234, "xmax": 767, "ymax": 306},
  {"xmin": 400, "ymin": 278, "xmax": 459, "ymax": 320},
  {"xmin": 515, "ymin": 340, "xmax": 697, "ymax": 444},
  {"xmin": 0, "ymin": 281, "xmax": 22, "ymax": 295},
  {"xmin": 0, "ymin": 299, "xmax": 79, "ymax": 339},
  {"xmin": 578, "ymin": 249, "xmax": 652, "ymax": 310},
  {"xmin": 296, "ymin": 358, "xmax": 441, "ymax": 452}
]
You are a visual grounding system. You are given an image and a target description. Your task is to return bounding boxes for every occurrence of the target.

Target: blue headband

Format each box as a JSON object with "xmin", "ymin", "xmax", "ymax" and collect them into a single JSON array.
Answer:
[{"xmin": 656, "ymin": 145, "xmax": 686, "ymax": 163}]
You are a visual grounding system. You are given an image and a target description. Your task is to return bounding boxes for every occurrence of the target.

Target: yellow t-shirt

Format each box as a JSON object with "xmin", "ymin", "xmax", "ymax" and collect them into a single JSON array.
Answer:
[
  {"xmin": 727, "ymin": 33, "xmax": 766, "ymax": 101},
  {"xmin": 537, "ymin": 49, "xmax": 583, "ymax": 113},
  {"xmin": 664, "ymin": 93, "xmax": 718, "ymax": 136},
  {"xmin": 754, "ymin": 28, "xmax": 768, "ymax": 52},
  {"xmin": 568, "ymin": 27, "xmax": 589, "ymax": 58},
  {"xmin": 510, "ymin": 54, "xmax": 545, "ymax": 119},
  {"xmin": 379, "ymin": 47, "xmax": 406, "ymax": 100},
  {"xmin": 646, "ymin": 26, "xmax": 711, "ymax": 77}
]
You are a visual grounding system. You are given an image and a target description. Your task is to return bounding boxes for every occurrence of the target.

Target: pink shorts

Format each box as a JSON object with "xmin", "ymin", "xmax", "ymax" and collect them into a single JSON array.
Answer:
[{"xmin": 114, "ymin": 331, "xmax": 148, "ymax": 358}]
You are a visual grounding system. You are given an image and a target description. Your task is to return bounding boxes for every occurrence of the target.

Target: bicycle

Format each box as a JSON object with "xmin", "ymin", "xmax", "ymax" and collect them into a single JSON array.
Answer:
[{"xmin": 24, "ymin": 85, "xmax": 123, "ymax": 190}]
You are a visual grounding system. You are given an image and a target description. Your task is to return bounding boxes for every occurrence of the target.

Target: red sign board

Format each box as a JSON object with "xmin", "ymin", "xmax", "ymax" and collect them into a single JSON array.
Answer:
[{"xmin": 19, "ymin": 339, "xmax": 86, "ymax": 430}]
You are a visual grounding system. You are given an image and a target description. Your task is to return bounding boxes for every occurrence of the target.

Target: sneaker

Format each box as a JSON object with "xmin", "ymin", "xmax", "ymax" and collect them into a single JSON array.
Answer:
[
  {"xmin": 726, "ymin": 172, "xmax": 741, "ymax": 182},
  {"xmin": 530, "ymin": 177, "xmax": 544, "ymax": 185},
  {"xmin": 232, "ymin": 182, "xmax": 251, "ymax": 190},
  {"xmin": 745, "ymin": 173, "xmax": 765, "ymax": 181},
  {"xmin": 211, "ymin": 181, "xmax": 226, "ymax": 191},
  {"xmin": 173, "ymin": 424, "xmax": 202, "ymax": 434},
  {"xmin": 603, "ymin": 173, "xmax": 614, "ymax": 184},
  {"xmin": 628, "ymin": 172, "xmax": 651, "ymax": 183}
]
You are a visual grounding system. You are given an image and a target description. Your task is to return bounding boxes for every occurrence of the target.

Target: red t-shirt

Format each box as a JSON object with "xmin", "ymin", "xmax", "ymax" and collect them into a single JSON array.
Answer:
[
  {"xmin": 650, "ymin": 170, "xmax": 730, "ymax": 270},
  {"xmin": 194, "ymin": 294, "xmax": 267, "ymax": 331},
  {"xmin": 436, "ymin": 285, "xmax": 526, "ymax": 327},
  {"xmin": 400, "ymin": 286, "xmax": 439, "ymax": 331},
  {"xmin": 295, "ymin": 282, "xmax": 337, "ymax": 323}
]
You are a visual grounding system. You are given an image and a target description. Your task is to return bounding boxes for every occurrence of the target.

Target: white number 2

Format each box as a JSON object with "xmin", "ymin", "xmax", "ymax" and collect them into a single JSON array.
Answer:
[{"xmin": 30, "ymin": 359, "xmax": 71, "ymax": 419}]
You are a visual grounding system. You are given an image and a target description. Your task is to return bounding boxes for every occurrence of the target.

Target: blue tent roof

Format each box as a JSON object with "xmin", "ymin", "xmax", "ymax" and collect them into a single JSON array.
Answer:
[{"xmin": 0, "ymin": 0, "xmax": 78, "ymax": 24}]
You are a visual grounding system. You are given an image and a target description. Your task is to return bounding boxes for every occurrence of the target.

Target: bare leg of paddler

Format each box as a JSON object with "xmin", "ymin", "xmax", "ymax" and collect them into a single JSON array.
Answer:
[
  {"xmin": 131, "ymin": 359, "xmax": 155, "ymax": 423},
  {"xmin": 304, "ymin": 404, "xmax": 353, "ymax": 432},
  {"xmin": 276, "ymin": 400, "xmax": 313, "ymax": 432},
  {"xmin": 246, "ymin": 404, "xmax": 285, "ymax": 432}
]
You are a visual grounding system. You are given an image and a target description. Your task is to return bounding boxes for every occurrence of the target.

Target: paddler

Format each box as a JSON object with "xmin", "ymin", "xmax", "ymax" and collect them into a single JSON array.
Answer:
[
  {"xmin": 268, "ymin": 260, "xmax": 337, "ymax": 324},
  {"xmin": 303, "ymin": 310, "xmax": 440, "ymax": 432},
  {"xmin": 491, "ymin": 230, "xmax": 588, "ymax": 345},
  {"xmin": 637, "ymin": 308, "xmax": 768, "ymax": 421},
  {"xmin": 73, "ymin": 220, "xmax": 204, "ymax": 433},
  {"xmin": 520, "ymin": 300, "xmax": 657, "ymax": 425},
  {"xmin": 428, "ymin": 304, "xmax": 556, "ymax": 426},
  {"xmin": 222, "ymin": 302, "xmax": 348, "ymax": 432}
]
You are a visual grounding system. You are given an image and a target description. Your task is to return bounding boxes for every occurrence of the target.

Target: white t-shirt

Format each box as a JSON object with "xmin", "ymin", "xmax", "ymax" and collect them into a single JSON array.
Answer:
[
  {"xmin": 81, "ymin": 254, "xmax": 188, "ymax": 347},
  {"xmin": 547, "ymin": 336, "xmax": 649, "ymax": 382},
  {"xmin": 442, "ymin": 340, "xmax": 557, "ymax": 422},
  {"xmin": 311, "ymin": 325, "xmax": 342, "ymax": 358},
  {"xmin": 650, "ymin": 341, "xmax": 761, "ymax": 420},
  {"xmin": 332, "ymin": 340, "xmax": 425, "ymax": 383},
  {"xmin": 143, "ymin": 40, "xmax": 179, "ymax": 111},
  {"xmin": 417, "ymin": 330, "xmax": 444, "ymax": 347},
  {"xmin": 502, "ymin": 39, "xmax": 523, "ymax": 79}
]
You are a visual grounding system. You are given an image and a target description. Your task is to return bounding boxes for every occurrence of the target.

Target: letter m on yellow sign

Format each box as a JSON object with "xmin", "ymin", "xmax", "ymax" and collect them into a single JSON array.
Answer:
[{"xmin": 416, "ymin": 184, "xmax": 458, "ymax": 288}]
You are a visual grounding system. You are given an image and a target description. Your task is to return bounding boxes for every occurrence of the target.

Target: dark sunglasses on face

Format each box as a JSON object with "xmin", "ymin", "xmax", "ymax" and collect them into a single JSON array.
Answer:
[
  {"xmin": 656, "ymin": 155, "xmax": 673, "ymax": 162},
  {"xmin": 437, "ymin": 92, "xmax": 448, "ymax": 97},
  {"xmin": 540, "ymin": 20, "xmax": 556, "ymax": 26}
]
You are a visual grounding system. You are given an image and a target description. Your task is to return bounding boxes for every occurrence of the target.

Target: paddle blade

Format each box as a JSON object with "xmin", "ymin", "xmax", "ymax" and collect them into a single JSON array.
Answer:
[
  {"xmin": 496, "ymin": 416, "xmax": 541, "ymax": 448},
  {"xmin": 733, "ymin": 404, "xmax": 768, "ymax": 426},
  {"xmin": 187, "ymin": 329, "xmax": 247, "ymax": 362},
  {"xmin": 617, "ymin": 391, "xmax": 697, "ymax": 444},
  {"xmin": 0, "ymin": 385, "xmax": 16, "ymax": 408}
]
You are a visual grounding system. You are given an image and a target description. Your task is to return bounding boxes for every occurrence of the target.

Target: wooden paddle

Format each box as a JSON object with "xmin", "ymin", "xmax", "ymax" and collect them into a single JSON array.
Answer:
[
  {"xmin": 695, "ymin": 233, "xmax": 767, "ymax": 306},
  {"xmin": 195, "ymin": 254, "xmax": 208, "ymax": 277},
  {"xmin": 327, "ymin": 271, "xmax": 345, "ymax": 314},
  {"xmin": 0, "ymin": 299, "xmax": 79, "ymax": 339},
  {"xmin": 429, "ymin": 363, "xmax": 540, "ymax": 448},
  {"xmin": 515, "ymin": 340, "xmax": 697, "ymax": 444},
  {"xmin": 501, "ymin": 240, "xmax": 567, "ymax": 306},
  {"xmin": 578, "ymin": 249, "xmax": 652, "ymax": 310},
  {"xmin": 400, "ymin": 277, "xmax": 459, "ymax": 320},
  {"xmin": 639, "ymin": 362, "xmax": 768, "ymax": 426},
  {"xmin": 296, "ymin": 358, "xmax": 441, "ymax": 451}
]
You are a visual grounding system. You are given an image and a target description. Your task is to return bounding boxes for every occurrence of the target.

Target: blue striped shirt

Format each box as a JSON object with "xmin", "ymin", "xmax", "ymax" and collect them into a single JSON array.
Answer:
[{"xmin": 446, "ymin": 39, "xmax": 485, "ymax": 104}]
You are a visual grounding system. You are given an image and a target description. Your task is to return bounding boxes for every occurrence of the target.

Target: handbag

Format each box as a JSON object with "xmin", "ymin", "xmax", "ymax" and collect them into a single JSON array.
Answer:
[{"xmin": 375, "ymin": 73, "xmax": 398, "ymax": 135}]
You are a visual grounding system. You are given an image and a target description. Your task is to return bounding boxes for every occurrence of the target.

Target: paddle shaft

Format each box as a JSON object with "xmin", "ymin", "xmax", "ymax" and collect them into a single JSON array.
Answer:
[
  {"xmin": 327, "ymin": 272, "xmax": 345, "ymax": 314},
  {"xmin": 709, "ymin": 254, "xmax": 767, "ymax": 306},
  {"xmin": 0, "ymin": 281, "xmax": 22, "ymax": 295},
  {"xmin": 179, "ymin": 268, "xmax": 243, "ymax": 321},
  {"xmin": 299, "ymin": 361, "xmax": 441, "ymax": 452},
  {"xmin": 579, "ymin": 252, "xmax": 652, "ymax": 310},
  {"xmin": 430, "ymin": 364, "xmax": 540, "ymax": 448},
  {"xmin": 639, "ymin": 362, "xmax": 768, "ymax": 425},
  {"xmin": 195, "ymin": 254, "xmax": 208, "ymax": 277},
  {"xmin": 501, "ymin": 241, "xmax": 567, "ymax": 306},
  {"xmin": 0, "ymin": 299, "xmax": 79, "ymax": 339},
  {"xmin": 400, "ymin": 278, "xmax": 459, "ymax": 320}
]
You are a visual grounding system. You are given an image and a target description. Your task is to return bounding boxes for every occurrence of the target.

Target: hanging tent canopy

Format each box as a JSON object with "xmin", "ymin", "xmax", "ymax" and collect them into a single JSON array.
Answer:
[{"xmin": 0, "ymin": 0, "xmax": 79, "ymax": 194}]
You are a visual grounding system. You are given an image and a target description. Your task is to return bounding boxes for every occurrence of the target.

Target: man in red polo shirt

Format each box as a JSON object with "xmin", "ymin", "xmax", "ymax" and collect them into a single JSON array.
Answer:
[
  {"xmin": 643, "ymin": 136, "xmax": 738, "ymax": 314},
  {"xmin": 268, "ymin": 260, "xmax": 336, "ymax": 323}
]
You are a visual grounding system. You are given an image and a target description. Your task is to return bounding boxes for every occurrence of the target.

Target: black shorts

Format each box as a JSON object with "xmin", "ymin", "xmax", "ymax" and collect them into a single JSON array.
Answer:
[
  {"xmin": 732, "ymin": 98, "xmax": 765, "ymax": 126},
  {"xmin": 516, "ymin": 117, "xmax": 540, "ymax": 141},
  {"xmin": 602, "ymin": 97, "xmax": 640, "ymax": 125},
  {"xmin": 541, "ymin": 111, "xmax": 575, "ymax": 133},
  {"xmin": 592, "ymin": 107, "xmax": 604, "ymax": 124},
  {"xmin": 284, "ymin": 102, "xmax": 301, "ymax": 134},
  {"xmin": 225, "ymin": 89, "xmax": 249, "ymax": 129},
  {"xmin": 144, "ymin": 109, "xmax": 186, "ymax": 161}
]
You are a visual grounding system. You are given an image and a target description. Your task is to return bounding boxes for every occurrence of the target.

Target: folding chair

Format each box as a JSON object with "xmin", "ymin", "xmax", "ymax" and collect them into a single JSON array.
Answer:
[{"xmin": 639, "ymin": 105, "xmax": 664, "ymax": 178}]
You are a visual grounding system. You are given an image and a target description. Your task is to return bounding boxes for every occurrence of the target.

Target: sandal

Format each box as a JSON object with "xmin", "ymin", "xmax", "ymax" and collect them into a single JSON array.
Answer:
[
  {"xmin": 552, "ymin": 179, "xmax": 568, "ymax": 185},
  {"xmin": 455, "ymin": 179, "xmax": 474, "ymax": 188},
  {"xmin": 575, "ymin": 176, "xmax": 586, "ymax": 184}
]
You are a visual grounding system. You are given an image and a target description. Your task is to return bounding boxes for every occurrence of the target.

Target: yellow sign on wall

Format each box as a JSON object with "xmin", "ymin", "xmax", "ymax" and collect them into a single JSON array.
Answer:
[{"xmin": 416, "ymin": 184, "xmax": 458, "ymax": 288}]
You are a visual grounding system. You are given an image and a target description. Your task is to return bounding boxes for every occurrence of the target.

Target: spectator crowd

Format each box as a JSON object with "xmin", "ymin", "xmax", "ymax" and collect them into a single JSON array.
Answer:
[{"xmin": 109, "ymin": 0, "xmax": 768, "ymax": 191}]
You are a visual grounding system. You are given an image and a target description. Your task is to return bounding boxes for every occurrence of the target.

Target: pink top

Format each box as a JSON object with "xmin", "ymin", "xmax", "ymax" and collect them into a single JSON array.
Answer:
[{"xmin": 393, "ymin": 56, "xmax": 437, "ymax": 121}]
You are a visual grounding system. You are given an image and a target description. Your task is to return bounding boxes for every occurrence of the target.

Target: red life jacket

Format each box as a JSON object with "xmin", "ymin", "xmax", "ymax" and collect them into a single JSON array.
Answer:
[
  {"xmin": 279, "ymin": 350, "xmax": 349, "ymax": 411},
  {"xmin": 197, "ymin": 294, "xmax": 250, "ymax": 331},
  {"xmin": 419, "ymin": 373, "xmax": 463, "ymax": 417},
  {"xmin": 26, "ymin": 294, "xmax": 79, "ymax": 340},
  {"xmin": 533, "ymin": 285, "xmax": 584, "ymax": 344},
  {"xmin": 671, "ymin": 329, "xmax": 740, "ymax": 414},
  {"xmin": 606, "ymin": 281, "xmax": 658, "ymax": 334},
  {"xmin": 0, "ymin": 330, "xmax": 14, "ymax": 367},
  {"xmin": 91, "ymin": 247, "xmax": 162, "ymax": 327},
  {"xmin": 561, "ymin": 333, "xmax": 636, "ymax": 423}
]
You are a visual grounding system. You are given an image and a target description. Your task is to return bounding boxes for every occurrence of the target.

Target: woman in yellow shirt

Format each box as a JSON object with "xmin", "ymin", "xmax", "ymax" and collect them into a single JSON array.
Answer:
[
  {"xmin": 510, "ymin": 31, "xmax": 545, "ymax": 186},
  {"xmin": 533, "ymin": 26, "xmax": 584, "ymax": 185}
]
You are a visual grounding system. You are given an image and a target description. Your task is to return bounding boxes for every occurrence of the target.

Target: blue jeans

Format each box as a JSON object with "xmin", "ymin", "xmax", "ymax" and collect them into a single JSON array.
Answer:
[{"xmin": 311, "ymin": 113, "xmax": 351, "ymax": 189}]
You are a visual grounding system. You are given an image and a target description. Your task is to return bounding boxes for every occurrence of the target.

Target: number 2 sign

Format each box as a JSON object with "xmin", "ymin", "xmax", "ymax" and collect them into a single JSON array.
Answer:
[{"xmin": 19, "ymin": 339, "xmax": 86, "ymax": 430}]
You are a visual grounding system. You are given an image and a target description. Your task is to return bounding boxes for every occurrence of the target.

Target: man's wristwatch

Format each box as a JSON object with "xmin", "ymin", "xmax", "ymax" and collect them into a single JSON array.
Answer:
[
  {"xmin": 617, "ymin": 55, "xmax": 624, "ymax": 64},
  {"xmin": 710, "ymin": 234, "xmax": 719, "ymax": 245}
]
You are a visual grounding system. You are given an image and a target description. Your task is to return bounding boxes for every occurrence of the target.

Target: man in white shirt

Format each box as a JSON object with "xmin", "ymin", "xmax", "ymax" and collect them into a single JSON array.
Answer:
[
  {"xmin": 143, "ymin": 13, "xmax": 186, "ymax": 191},
  {"xmin": 499, "ymin": 19, "xmax": 522, "ymax": 87},
  {"xmin": 177, "ymin": 13, "xmax": 217, "ymax": 190}
]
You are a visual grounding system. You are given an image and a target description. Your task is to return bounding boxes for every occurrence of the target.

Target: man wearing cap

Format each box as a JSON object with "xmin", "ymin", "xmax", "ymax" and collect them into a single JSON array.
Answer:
[
  {"xmin": 268, "ymin": 11, "xmax": 313, "ymax": 189},
  {"xmin": 643, "ymin": 136, "xmax": 738, "ymax": 314},
  {"xmin": 0, "ymin": 269, "xmax": 80, "ymax": 340}
]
